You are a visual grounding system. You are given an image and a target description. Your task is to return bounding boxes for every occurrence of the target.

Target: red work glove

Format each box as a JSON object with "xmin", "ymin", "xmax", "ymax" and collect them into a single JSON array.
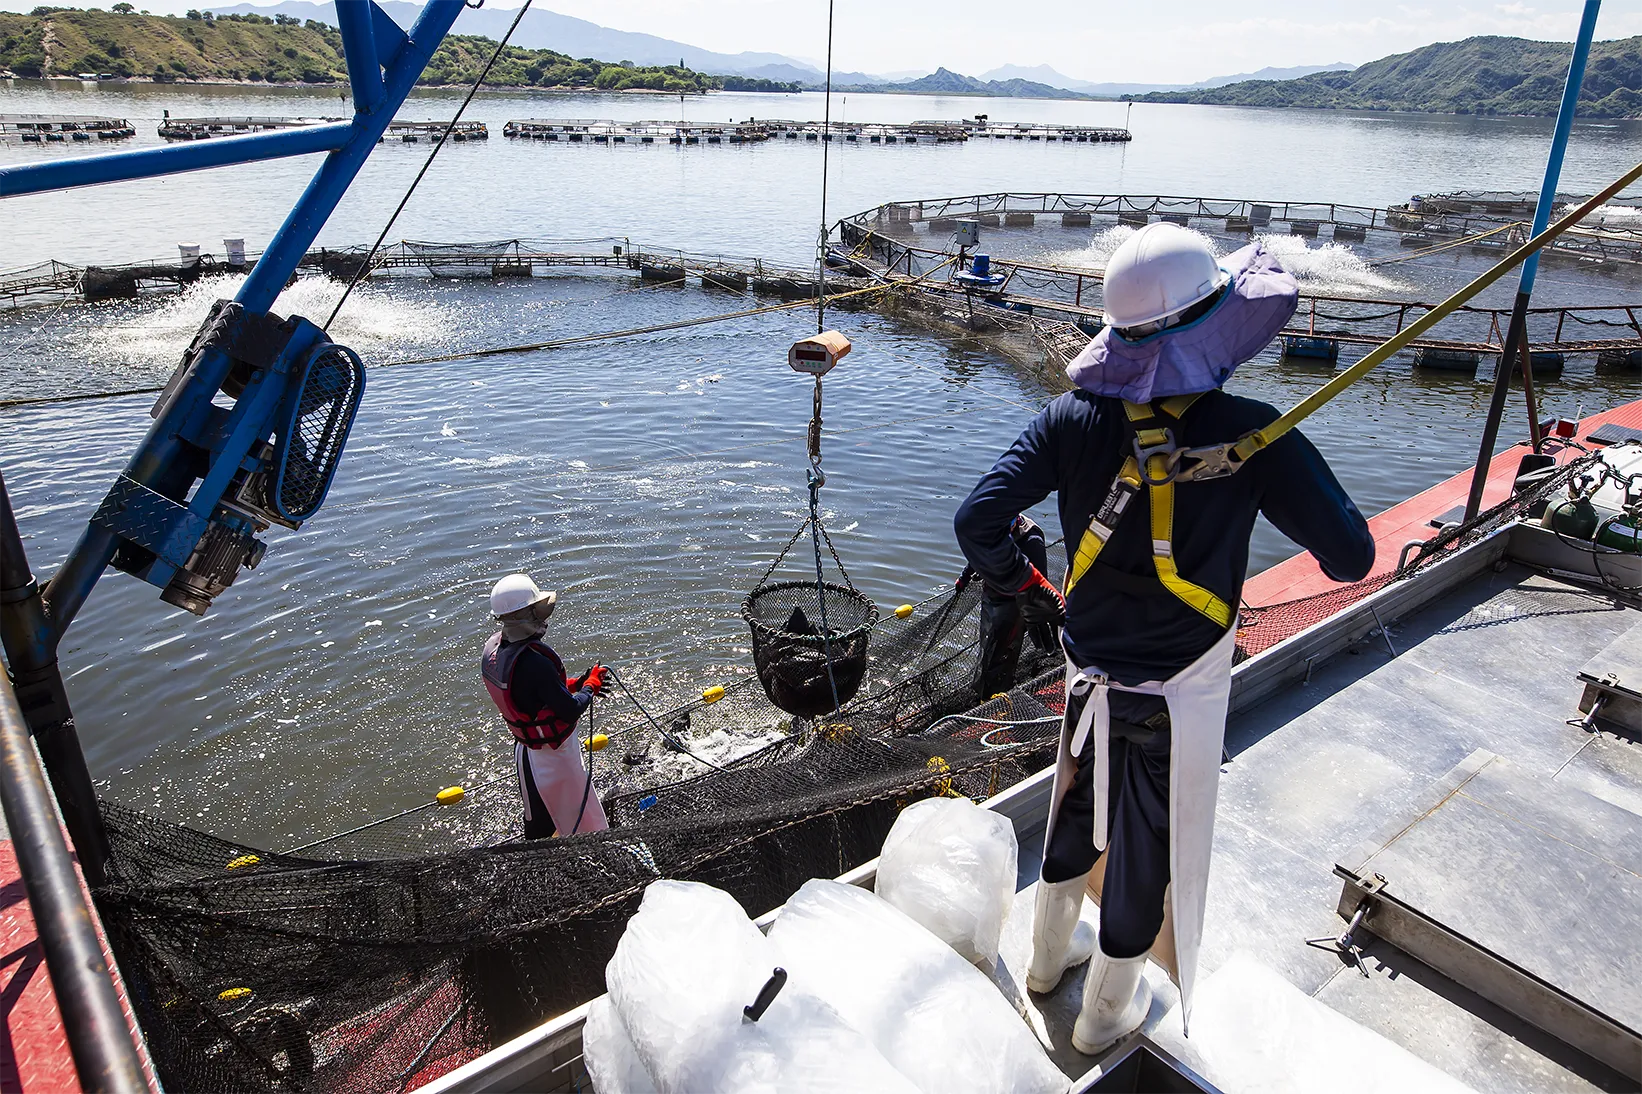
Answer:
[
  {"xmin": 580, "ymin": 664, "xmax": 609, "ymax": 696},
  {"xmin": 1016, "ymin": 565, "xmax": 1066, "ymax": 627}
]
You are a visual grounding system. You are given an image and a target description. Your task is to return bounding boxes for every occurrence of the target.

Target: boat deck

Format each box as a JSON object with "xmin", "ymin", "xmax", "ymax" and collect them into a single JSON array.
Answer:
[{"xmin": 1005, "ymin": 562, "xmax": 1641, "ymax": 1091}]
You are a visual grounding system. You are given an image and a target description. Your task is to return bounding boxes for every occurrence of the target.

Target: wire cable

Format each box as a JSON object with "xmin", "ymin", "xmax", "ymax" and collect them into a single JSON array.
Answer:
[
  {"xmin": 323, "ymin": 0, "xmax": 536, "ymax": 330},
  {"xmin": 606, "ymin": 665, "xmax": 726, "ymax": 771},
  {"xmin": 815, "ymin": 0, "xmax": 835, "ymax": 335}
]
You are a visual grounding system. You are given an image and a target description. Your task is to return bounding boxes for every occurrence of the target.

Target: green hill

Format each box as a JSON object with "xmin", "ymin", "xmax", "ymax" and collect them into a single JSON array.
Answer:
[
  {"xmin": 0, "ymin": 6, "xmax": 714, "ymax": 90},
  {"xmin": 1140, "ymin": 35, "xmax": 1642, "ymax": 118}
]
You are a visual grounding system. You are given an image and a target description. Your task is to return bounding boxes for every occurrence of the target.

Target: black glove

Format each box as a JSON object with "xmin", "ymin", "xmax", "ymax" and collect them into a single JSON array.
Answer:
[{"xmin": 1015, "ymin": 565, "xmax": 1067, "ymax": 627}]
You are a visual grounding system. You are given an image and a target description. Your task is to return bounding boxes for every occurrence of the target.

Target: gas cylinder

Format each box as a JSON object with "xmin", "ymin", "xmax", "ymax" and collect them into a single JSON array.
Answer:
[
  {"xmin": 1543, "ymin": 496, "xmax": 1599, "ymax": 540},
  {"xmin": 1595, "ymin": 517, "xmax": 1642, "ymax": 553}
]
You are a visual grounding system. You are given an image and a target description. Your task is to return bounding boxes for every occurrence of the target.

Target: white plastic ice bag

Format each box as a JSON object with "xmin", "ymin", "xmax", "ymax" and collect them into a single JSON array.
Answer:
[
  {"xmin": 874, "ymin": 796, "xmax": 1018, "ymax": 964},
  {"xmin": 582, "ymin": 995, "xmax": 658, "ymax": 1094},
  {"xmin": 769, "ymin": 879, "xmax": 1067, "ymax": 1094},
  {"xmin": 604, "ymin": 879, "xmax": 918, "ymax": 1094}
]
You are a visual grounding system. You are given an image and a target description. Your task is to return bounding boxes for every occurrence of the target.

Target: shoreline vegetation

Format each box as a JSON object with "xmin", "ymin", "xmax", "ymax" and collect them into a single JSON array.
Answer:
[
  {"xmin": 1139, "ymin": 35, "xmax": 1642, "ymax": 119},
  {"xmin": 0, "ymin": 7, "xmax": 804, "ymax": 94}
]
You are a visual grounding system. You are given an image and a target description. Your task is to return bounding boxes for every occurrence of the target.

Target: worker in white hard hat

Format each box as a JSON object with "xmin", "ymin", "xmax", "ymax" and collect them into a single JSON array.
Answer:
[
  {"xmin": 481, "ymin": 573, "xmax": 610, "ymax": 838},
  {"xmin": 954, "ymin": 223, "xmax": 1374, "ymax": 1050}
]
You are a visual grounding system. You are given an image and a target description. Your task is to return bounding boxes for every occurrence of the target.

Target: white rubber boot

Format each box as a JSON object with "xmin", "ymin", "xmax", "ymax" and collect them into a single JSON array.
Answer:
[
  {"xmin": 1026, "ymin": 873, "xmax": 1096, "ymax": 992},
  {"xmin": 1071, "ymin": 947, "xmax": 1152, "ymax": 1055}
]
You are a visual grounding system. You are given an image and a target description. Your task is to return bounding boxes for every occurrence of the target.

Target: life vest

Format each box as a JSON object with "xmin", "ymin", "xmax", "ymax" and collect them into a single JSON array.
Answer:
[
  {"xmin": 1062, "ymin": 394, "xmax": 1234, "ymax": 629},
  {"xmin": 481, "ymin": 632, "xmax": 577, "ymax": 749}
]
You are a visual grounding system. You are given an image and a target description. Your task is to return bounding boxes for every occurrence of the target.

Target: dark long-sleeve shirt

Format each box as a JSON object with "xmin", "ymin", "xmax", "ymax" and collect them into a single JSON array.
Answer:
[
  {"xmin": 954, "ymin": 389, "xmax": 1374, "ymax": 685},
  {"xmin": 508, "ymin": 641, "xmax": 591, "ymax": 727}
]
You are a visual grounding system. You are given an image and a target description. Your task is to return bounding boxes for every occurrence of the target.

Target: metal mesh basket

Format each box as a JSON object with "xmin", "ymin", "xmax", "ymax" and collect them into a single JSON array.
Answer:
[{"xmin": 742, "ymin": 580, "xmax": 879, "ymax": 716}]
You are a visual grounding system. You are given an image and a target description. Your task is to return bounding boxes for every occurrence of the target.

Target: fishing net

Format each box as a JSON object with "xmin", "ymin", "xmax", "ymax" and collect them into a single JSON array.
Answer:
[
  {"xmin": 91, "ymin": 451, "xmax": 1591, "ymax": 1092},
  {"xmin": 93, "ymin": 551, "xmax": 1065, "ymax": 1093},
  {"xmin": 1233, "ymin": 449, "xmax": 1600, "ymax": 659}
]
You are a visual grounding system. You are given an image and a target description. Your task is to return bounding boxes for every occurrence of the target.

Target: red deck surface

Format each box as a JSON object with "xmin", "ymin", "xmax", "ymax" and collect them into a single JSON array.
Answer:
[
  {"xmin": 1244, "ymin": 399, "xmax": 1642, "ymax": 608},
  {"xmin": 0, "ymin": 839, "xmax": 155, "ymax": 1093}
]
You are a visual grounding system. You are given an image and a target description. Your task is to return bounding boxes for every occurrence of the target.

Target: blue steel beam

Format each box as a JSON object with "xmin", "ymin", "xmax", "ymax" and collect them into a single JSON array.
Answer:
[
  {"xmin": 1461, "ymin": 0, "xmax": 1600, "ymax": 521},
  {"xmin": 1518, "ymin": 0, "xmax": 1602, "ymax": 296},
  {"xmin": 41, "ymin": 0, "xmax": 468, "ymax": 636},
  {"xmin": 337, "ymin": 0, "xmax": 385, "ymax": 115},
  {"xmin": 0, "ymin": 123, "xmax": 351, "ymax": 199}
]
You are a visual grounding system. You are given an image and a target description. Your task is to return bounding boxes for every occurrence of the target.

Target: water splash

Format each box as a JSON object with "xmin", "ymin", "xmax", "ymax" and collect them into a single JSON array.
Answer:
[
  {"xmin": 1052, "ymin": 224, "xmax": 1405, "ymax": 296},
  {"xmin": 1253, "ymin": 235, "xmax": 1407, "ymax": 295},
  {"xmin": 72, "ymin": 274, "xmax": 456, "ymax": 370},
  {"xmin": 1594, "ymin": 204, "xmax": 1642, "ymax": 226}
]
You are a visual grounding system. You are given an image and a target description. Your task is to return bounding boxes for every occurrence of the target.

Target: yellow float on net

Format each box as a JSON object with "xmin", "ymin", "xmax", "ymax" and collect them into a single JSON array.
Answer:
[
  {"xmin": 894, "ymin": 604, "xmax": 914, "ymax": 619},
  {"xmin": 217, "ymin": 987, "xmax": 252, "ymax": 1003},
  {"xmin": 225, "ymin": 854, "xmax": 260, "ymax": 870},
  {"xmin": 584, "ymin": 733, "xmax": 610, "ymax": 752},
  {"xmin": 436, "ymin": 786, "xmax": 465, "ymax": 805},
  {"xmin": 701, "ymin": 685, "xmax": 726, "ymax": 704}
]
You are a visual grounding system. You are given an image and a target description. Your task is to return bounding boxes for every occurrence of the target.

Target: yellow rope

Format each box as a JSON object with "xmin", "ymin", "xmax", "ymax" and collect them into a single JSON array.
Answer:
[
  {"xmin": 1229, "ymin": 157, "xmax": 1642, "ymax": 466},
  {"xmin": 1369, "ymin": 220, "xmax": 1520, "ymax": 266}
]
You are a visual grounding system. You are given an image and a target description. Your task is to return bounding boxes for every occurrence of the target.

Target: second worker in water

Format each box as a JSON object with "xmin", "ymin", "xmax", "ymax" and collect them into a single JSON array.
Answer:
[{"xmin": 954, "ymin": 223, "xmax": 1374, "ymax": 1053}]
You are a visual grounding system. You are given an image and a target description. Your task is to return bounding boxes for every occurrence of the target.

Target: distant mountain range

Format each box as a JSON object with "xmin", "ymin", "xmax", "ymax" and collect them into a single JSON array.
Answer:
[
  {"xmin": 208, "ymin": 2, "xmax": 1348, "ymax": 98},
  {"xmin": 1139, "ymin": 35, "xmax": 1642, "ymax": 118},
  {"xmin": 977, "ymin": 62, "xmax": 1355, "ymax": 97}
]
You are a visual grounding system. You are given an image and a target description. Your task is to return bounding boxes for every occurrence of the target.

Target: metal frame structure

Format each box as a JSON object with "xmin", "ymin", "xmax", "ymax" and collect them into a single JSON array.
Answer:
[
  {"xmin": 0, "ymin": 4, "xmax": 468, "ymax": 1088},
  {"xmin": 1464, "ymin": 0, "xmax": 1603, "ymax": 518}
]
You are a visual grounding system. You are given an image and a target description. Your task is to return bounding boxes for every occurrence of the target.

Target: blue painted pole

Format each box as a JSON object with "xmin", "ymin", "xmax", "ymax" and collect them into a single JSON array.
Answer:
[
  {"xmin": 0, "ymin": 124, "xmax": 351, "ymax": 198},
  {"xmin": 337, "ymin": 0, "xmax": 385, "ymax": 115},
  {"xmin": 1462, "ymin": 0, "xmax": 1601, "ymax": 521},
  {"xmin": 235, "ymin": 0, "xmax": 464, "ymax": 312},
  {"xmin": 41, "ymin": 0, "xmax": 467, "ymax": 635}
]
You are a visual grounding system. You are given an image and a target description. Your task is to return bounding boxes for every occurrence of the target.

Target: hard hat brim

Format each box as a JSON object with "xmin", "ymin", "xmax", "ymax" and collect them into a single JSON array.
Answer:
[
  {"xmin": 497, "ymin": 588, "xmax": 556, "ymax": 620},
  {"xmin": 1102, "ymin": 266, "xmax": 1232, "ymax": 330}
]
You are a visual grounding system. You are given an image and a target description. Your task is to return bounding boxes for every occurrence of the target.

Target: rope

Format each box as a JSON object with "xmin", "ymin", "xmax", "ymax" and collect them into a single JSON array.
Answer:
[
  {"xmin": 1225, "ymin": 157, "xmax": 1642, "ymax": 467},
  {"xmin": 323, "ymin": 0, "xmax": 535, "ymax": 330},
  {"xmin": 278, "ymin": 773, "xmax": 514, "ymax": 855},
  {"xmin": 606, "ymin": 665, "xmax": 726, "ymax": 771},
  {"xmin": 815, "ymin": 0, "xmax": 836, "ymax": 336},
  {"xmin": 1369, "ymin": 221, "xmax": 1519, "ymax": 266}
]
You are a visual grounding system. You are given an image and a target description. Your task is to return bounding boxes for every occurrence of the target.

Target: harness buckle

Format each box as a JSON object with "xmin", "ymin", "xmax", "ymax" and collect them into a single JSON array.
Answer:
[
  {"xmin": 1132, "ymin": 430, "xmax": 1184, "ymax": 486},
  {"xmin": 1170, "ymin": 441, "xmax": 1243, "ymax": 482}
]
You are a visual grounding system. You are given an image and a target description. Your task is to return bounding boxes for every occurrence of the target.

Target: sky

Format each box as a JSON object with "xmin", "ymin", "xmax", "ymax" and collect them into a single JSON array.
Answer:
[{"xmin": 3, "ymin": 1, "xmax": 1639, "ymax": 85}]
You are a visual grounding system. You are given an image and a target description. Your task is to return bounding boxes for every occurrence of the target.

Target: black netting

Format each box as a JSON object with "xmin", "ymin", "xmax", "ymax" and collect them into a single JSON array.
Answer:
[
  {"xmin": 274, "ymin": 346, "xmax": 364, "ymax": 522},
  {"xmin": 96, "ymin": 549, "xmax": 1069, "ymax": 1092},
  {"xmin": 743, "ymin": 580, "xmax": 879, "ymax": 715}
]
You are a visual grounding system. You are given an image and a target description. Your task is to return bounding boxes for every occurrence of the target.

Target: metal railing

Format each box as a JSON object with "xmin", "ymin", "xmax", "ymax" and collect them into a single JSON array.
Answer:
[{"xmin": 0, "ymin": 667, "xmax": 147, "ymax": 1091}]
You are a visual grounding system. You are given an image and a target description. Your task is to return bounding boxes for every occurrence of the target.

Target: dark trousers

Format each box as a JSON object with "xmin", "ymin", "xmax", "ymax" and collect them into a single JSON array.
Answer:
[{"xmin": 1041, "ymin": 687, "xmax": 1172, "ymax": 960}]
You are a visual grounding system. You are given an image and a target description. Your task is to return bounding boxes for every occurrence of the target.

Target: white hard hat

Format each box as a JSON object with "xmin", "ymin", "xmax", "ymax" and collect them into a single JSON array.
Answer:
[
  {"xmin": 490, "ymin": 573, "xmax": 556, "ymax": 618},
  {"xmin": 1102, "ymin": 223, "xmax": 1231, "ymax": 330}
]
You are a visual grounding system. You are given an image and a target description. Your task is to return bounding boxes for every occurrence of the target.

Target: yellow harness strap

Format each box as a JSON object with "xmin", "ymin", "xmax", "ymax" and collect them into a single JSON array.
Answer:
[{"xmin": 1063, "ymin": 394, "xmax": 1233, "ymax": 629}]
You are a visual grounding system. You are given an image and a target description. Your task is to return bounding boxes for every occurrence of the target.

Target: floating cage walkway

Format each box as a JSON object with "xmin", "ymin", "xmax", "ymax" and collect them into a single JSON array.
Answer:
[
  {"xmin": 502, "ymin": 117, "xmax": 1128, "ymax": 145},
  {"xmin": 0, "ymin": 113, "xmax": 135, "ymax": 142},
  {"xmin": 155, "ymin": 115, "xmax": 488, "ymax": 143},
  {"xmin": 0, "ymin": 238, "xmax": 855, "ymax": 306},
  {"xmin": 849, "ymin": 191, "xmax": 1642, "ymax": 269}
]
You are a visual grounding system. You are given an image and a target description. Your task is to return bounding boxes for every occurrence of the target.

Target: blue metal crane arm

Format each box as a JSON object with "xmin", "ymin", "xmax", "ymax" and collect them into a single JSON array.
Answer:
[{"xmin": 36, "ymin": 0, "xmax": 468, "ymax": 641}]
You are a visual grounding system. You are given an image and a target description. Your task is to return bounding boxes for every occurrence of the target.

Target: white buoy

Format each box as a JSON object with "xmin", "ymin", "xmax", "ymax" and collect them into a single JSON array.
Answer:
[
  {"xmin": 223, "ymin": 238, "xmax": 246, "ymax": 266},
  {"xmin": 178, "ymin": 242, "xmax": 201, "ymax": 269}
]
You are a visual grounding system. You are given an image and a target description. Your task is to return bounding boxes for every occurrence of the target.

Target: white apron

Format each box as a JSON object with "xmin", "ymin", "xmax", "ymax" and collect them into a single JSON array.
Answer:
[
  {"xmin": 517, "ymin": 738, "xmax": 610, "ymax": 836},
  {"xmin": 1044, "ymin": 623, "xmax": 1237, "ymax": 1032}
]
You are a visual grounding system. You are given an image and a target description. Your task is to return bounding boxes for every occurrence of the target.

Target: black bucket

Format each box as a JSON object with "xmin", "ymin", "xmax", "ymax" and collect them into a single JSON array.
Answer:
[{"xmin": 742, "ymin": 580, "xmax": 878, "ymax": 717}]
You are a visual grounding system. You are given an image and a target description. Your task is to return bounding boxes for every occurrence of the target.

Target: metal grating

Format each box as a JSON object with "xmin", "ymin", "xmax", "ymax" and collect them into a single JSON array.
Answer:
[{"xmin": 273, "ymin": 343, "xmax": 364, "ymax": 523}]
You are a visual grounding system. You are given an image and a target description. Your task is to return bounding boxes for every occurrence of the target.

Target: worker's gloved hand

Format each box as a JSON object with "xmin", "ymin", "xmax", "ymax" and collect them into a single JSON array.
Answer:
[
  {"xmin": 1015, "ymin": 566, "xmax": 1066, "ymax": 627},
  {"xmin": 955, "ymin": 564, "xmax": 977, "ymax": 593},
  {"xmin": 581, "ymin": 664, "xmax": 609, "ymax": 696}
]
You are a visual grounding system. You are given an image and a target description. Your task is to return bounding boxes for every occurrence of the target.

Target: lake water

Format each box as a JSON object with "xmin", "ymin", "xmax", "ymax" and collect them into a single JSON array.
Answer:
[{"xmin": 3, "ymin": 80, "xmax": 1642, "ymax": 849}]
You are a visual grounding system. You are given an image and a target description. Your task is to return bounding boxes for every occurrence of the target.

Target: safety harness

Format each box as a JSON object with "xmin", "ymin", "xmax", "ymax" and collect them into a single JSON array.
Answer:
[
  {"xmin": 1062, "ymin": 394, "xmax": 1234, "ymax": 629},
  {"xmin": 481, "ymin": 633, "xmax": 579, "ymax": 749}
]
